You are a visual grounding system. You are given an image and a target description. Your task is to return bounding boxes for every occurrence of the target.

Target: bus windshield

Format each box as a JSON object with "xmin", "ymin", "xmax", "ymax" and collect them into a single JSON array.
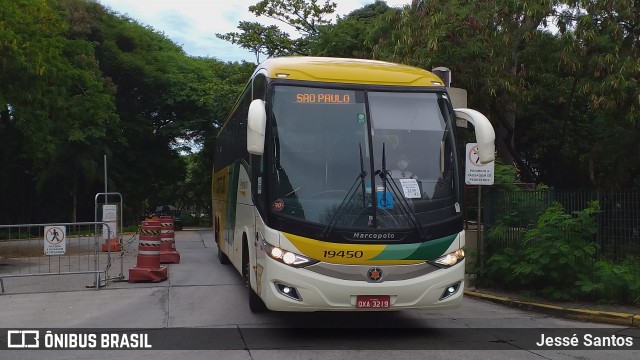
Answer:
[{"xmin": 269, "ymin": 85, "xmax": 458, "ymax": 231}]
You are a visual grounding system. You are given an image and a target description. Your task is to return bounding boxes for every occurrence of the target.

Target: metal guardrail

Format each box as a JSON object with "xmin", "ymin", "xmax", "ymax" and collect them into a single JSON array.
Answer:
[{"xmin": 0, "ymin": 222, "xmax": 121, "ymax": 293}]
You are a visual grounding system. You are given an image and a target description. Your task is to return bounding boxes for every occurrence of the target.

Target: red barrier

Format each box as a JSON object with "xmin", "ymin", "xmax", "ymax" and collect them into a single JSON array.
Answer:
[
  {"xmin": 101, "ymin": 205, "xmax": 121, "ymax": 252},
  {"xmin": 128, "ymin": 220, "xmax": 168, "ymax": 283},
  {"xmin": 101, "ymin": 222, "xmax": 121, "ymax": 252},
  {"xmin": 159, "ymin": 215, "xmax": 180, "ymax": 263},
  {"xmin": 101, "ymin": 238, "xmax": 121, "ymax": 252}
]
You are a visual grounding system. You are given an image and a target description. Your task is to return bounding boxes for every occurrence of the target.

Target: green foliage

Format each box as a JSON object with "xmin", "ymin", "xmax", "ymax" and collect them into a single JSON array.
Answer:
[
  {"xmin": 0, "ymin": 0, "xmax": 253, "ymax": 224},
  {"xmin": 0, "ymin": 0, "xmax": 119, "ymax": 221},
  {"xmin": 480, "ymin": 201, "xmax": 600, "ymax": 300},
  {"xmin": 483, "ymin": 189, "xmax": 550, "ymax": 260},
  {"xmin": 249, "ymin": 0, "xmax": 337, "ymax": 36},
  {"xmin": 308, "ymin": 0, "xmax": 391, "ymax": 58},
  {"xmin": 577, "ymin": 257, "xmax": 640, "ymax": 304},
  {"xmin": 362, "ymin": 0, "xmax": 640, "ymax": 188},
  {"xmin": 493, "ymin": 158, "xmax": 520, "ymax": 191},
  {"xmin": 216, "ymin": 21, "xmax": 294, "ymax": 63},
  {"xmin": 479, "ymin": 160, "xmax": 542, "ymax": 233},
  {"xmin": 366, "ymin": 0, "xmax": 564, "ymax": 176}
]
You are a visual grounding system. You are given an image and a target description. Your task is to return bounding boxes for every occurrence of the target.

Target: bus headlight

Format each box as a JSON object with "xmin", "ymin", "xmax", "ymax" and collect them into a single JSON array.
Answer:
[
  {"xmin": 264, "ymin": 241, "xmax": 318, "ymax": 268},
  {"xmin": 432, "ymin": 249, "xmax": 465, "ymax": 267}
]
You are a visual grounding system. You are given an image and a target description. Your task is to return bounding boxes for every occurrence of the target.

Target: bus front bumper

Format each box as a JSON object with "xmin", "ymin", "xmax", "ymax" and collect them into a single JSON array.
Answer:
[{"xmin": 258, "ymin": 257, "xmax": 465, "ymax": 312}]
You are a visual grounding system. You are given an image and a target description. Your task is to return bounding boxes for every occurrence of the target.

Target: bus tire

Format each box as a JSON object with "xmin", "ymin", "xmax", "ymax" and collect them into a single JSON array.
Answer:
[
  {"xmin": 215, "ymin": 218, "xmax": 230, "ymax": 264},
  {"xmin": 244, "ymin": 236, "xmax": 268, "ymax": 313},
  {"xmin": 248, "ymin": 285, "xmax": 268, "ymax": 313},
  {"xmin": 214, "ymin": 217, "xmax": 221, "ymax": 244},
  {"xmin": 217, "ymin": 245, "xmax": 231, "ymax": 264}
]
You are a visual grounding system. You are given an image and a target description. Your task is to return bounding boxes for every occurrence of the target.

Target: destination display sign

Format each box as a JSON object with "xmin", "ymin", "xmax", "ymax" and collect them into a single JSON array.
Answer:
[{"xmin": 295, "ymin": 92, "xmax": 353, "ymax": 104}]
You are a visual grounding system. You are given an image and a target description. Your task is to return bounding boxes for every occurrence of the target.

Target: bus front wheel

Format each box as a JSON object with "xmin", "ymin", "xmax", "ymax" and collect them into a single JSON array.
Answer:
[
  {"xmin": 217, "ymin": 246, "xmax": 231, "ymax": 265},
  {"xmin": 215, "ymin": 218, "xmax": 230, "ymax": 264},
  {"xmin": 248, "ymin": 284, "xmax": 267, "ymax": 313},
  {"xmin": 244, "ymin": 240, "xmax": 268, "ymax": 313}
]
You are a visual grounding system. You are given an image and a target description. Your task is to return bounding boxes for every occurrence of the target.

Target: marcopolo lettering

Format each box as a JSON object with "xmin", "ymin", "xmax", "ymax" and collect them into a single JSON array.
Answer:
[{"xmin": 352, "ymin": 232, "xmax": 395, "ymax": 240}]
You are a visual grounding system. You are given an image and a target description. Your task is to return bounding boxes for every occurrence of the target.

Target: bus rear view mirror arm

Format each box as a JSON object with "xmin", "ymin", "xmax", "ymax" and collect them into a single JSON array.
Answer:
[
  {"xmin": 454, "ymin": 108, "xmax": 495, "ymax": 164},
  {"xmin": 247, "ymin": 99, "xmax": 267, "ymax": 155}
]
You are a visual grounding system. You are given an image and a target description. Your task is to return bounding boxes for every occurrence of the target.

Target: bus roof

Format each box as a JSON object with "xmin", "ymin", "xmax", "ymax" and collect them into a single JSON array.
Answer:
[{"xmin": 253, "ymin": 57, "xmax": 445, "ymax": 87}]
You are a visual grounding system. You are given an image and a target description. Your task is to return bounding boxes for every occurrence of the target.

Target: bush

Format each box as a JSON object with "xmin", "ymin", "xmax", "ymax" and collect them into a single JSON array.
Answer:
[
  {"xmin": 577, "ymin": 257, "xmax": 640, "ymax": 304},
  {"xmin": 479, "ymin": 201, "xmax": 599, "ymax": 300},
  {"xmin": 181, "ymin": 213, "xmax": 211, "ymax": 227}
]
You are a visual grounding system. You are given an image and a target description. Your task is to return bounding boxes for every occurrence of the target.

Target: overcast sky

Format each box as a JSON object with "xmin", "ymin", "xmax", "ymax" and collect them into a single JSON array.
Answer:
[{"xmin": 97, "ymin": 0, "xmax": 411, "ymax": 63}]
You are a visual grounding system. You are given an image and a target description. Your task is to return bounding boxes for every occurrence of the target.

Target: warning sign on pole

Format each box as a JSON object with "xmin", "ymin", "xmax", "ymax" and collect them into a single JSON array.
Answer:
[
  {"xmin": 44, "ymin": 225, "xmax": 66, "ymax": 255},
  {"xmin": 465, "ymin": 143, "xmax": 495, "ymax": 185},
  {"xmin": 102, "ymin": 204, "xmax": 118, "ymax": 240}
]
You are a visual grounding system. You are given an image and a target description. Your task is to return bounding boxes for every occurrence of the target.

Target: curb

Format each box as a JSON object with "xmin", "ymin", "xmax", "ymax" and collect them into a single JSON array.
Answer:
[{"xmin": 464, "ymin": 290, "xmax": 640, "ymax": 327}]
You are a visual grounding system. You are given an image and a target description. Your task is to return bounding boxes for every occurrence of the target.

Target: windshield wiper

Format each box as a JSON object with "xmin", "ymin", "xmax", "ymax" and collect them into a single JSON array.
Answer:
[
  {"xmin": 376, "ymin": 143, "xmax": 427, "ymax": 239},
  {"xmin": 359, "ymin": 144, "xmax": 367, "ymax": 207},
  {"xmin": 321, "ymin": 144, "xmax": 368, "ymax": 239}
]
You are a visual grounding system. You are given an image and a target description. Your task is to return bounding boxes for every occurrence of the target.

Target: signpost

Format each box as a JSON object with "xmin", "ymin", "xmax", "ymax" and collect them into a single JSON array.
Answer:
[{"xmin": 464, "ymin": 143, "xmax": 495, "ymax": 267}]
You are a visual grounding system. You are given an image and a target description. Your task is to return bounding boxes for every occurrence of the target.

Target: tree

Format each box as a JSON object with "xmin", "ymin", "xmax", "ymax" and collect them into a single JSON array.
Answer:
[
  {"xmin": 193, "ymin": 60, "xmax": 255, "ymax": 220},
  {"xmin": 512, "ymin": 0, "xmax": 640, "ymax": 188},
  {"xmin": 364, "ymin": 0, "xmax": 639, "ymax": 188},
  {"xmin": 308, "ymin": 0, "xmax": 391, "ymax": 58},
  {"xmin": 369, "ymin": 0, "xmax": 567, "ymax": 181},
  {"xmin": 0, "ymin": 0, "xmax": 258, "ymax": 224},
  {"xmin": 217, "ymin": 0, "xmax": 337, "ymax": 61},
  {"xmin": 0, "ymin": 0, "xmax": 118, "ymax": 222},
  {"xmin": 563, "ymin": 0, "xmax": 640, "ymax": 187},
  {"xmin": 249, "ymin": 0, "xmax": 337, "ymax": 35},
  {"xmin": 217, "ymin": 21, "xmax": 293, "ymax": 63}
]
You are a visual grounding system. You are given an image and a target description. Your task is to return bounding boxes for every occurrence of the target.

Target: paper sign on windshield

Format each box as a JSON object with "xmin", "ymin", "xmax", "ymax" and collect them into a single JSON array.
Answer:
[{"xmin": 399, "ymin": 179, "xmax": 421, "ymax": 198}]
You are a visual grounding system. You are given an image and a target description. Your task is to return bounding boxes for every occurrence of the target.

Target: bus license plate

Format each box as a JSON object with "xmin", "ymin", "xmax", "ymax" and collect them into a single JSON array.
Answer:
[{"xmin": 356, "ymin": 295, "xmax": 390, "ymax": 309}]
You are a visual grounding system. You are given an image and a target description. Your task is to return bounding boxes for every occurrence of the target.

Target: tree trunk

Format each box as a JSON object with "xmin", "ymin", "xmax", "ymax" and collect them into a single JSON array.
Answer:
[{"xmin": 495, "ymin": 99, "xmax": 516, "ymax": 166}]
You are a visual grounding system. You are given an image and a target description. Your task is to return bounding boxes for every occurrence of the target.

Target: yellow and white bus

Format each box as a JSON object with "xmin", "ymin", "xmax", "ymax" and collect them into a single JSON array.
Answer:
[{"xmin": 212, "ymin": 57, "xmax": 494, "ymax": 312}]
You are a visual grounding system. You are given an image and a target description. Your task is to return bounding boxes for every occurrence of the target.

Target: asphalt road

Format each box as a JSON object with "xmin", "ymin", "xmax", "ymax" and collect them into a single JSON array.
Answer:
[{"xmin": 0, "ymin": 228, "xmax": 638, "ymax": 359}]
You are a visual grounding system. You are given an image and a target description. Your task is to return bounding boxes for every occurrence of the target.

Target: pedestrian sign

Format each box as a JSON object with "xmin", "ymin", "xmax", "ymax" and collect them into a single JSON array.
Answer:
[
  {"xmin": 44, "ymin": 225, "xmax": 66, "ymax": 255},
  {"xmin": 465, "ymin": 143, "xmax": 495, "ymax": 185}
]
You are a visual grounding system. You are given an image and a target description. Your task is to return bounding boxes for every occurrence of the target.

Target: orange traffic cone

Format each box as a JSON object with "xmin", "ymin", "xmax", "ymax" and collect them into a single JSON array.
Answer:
[
  {"xmin": 129, "ymin": 220, "xmax": 168, "ymax": 282},
  {"xmin": 159, "ymin": 215, "xmax": 180, "ymax": 263}
]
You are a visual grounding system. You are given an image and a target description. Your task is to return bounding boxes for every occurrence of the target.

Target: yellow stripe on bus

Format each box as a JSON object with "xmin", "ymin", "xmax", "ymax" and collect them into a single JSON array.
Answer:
[{"xmin": 282, "ymin": 232, "xmax": 425, "ymax": 265}]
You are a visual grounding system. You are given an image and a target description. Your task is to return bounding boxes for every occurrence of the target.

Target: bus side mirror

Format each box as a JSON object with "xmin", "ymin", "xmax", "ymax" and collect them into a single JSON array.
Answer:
[
  {"xmin": 454, "ymin": 108, "xmax": 495, "ymax": 164},
  {"xmin": 247, "ymin": 99, "xmax": 267, "ymax": 155}
]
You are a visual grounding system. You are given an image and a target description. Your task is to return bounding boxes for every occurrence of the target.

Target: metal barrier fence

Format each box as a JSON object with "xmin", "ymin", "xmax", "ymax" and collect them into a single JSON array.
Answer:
[
  {"xmin": 482, "ymin": 189, "xmax": 640, "ymax": 260},
  {"xmin": 0, "ymin": 222, "xmax": 123, "ymax": 293}
]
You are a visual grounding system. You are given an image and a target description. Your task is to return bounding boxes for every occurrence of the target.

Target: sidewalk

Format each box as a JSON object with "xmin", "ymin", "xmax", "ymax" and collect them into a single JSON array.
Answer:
[{"xmin": 465, "ymin": 288, "xmax": 640, "ymax": 327}]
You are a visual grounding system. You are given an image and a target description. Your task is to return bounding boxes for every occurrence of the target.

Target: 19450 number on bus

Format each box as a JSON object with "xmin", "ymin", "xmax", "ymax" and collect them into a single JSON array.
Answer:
[{"xmin": 323, "ymin": 250, "xmax": 363, "ymax": 259}]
